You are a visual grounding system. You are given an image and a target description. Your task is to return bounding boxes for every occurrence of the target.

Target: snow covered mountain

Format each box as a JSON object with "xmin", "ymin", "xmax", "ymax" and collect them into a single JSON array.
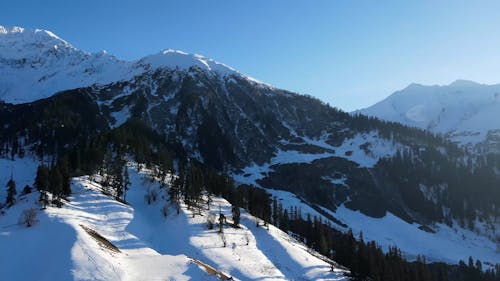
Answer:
[
  {"xmin": 0, "ymin": 26, "xmax": 266, "ymax": 104},
  {"xmin": 1, "ymin": 26, "xmax": 500, "ymax": 280},
  {"xmin": 357, "ymin": 80, "xmax": 500, "ymax": 151}
]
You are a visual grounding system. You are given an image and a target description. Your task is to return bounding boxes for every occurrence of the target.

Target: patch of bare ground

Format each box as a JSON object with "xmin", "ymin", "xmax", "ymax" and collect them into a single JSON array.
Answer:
[
  {"xmin": 80, "ymin": 224, "xmax": 121, "ymax": 253},
  {"xmin": 190, "ymin": 258, "xmax": 232, "ymax": 280}
]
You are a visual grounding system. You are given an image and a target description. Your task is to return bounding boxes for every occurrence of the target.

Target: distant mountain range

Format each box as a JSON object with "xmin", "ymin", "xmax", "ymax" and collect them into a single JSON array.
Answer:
[{"xmin": 356, "ymin": 80, "xmax": 500, "ymax": 152}]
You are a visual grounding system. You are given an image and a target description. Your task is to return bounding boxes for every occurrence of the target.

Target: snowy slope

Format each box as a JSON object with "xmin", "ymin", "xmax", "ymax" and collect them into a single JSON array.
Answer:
[
  {"xmin": 228, "ymin": 129, "xmax": 499, "ymax": 267},
  {"xmin": 232, "ymin": 139, "xmax": 500, "ymax": 269},
  {"xmin": 227, "ymin": 124, "xmax": 500, "ymax": 269},
  {"xmin": 264, "ymin": 189, "xmax": 500, "ymax": 268},
  {"xmin": 233, "ymin": 130, "xmax": 404, "ymax": 187},
  {"xmin": 0, "ymin": 25, "xmax": 268, "ymax": 104},
  {"xmin": 0, "ymin": 157, "xmax": 348, "ymax": 281},
  {"xmin": 356, "ymin": 80, "xmax": 500, "ymax": 146}
]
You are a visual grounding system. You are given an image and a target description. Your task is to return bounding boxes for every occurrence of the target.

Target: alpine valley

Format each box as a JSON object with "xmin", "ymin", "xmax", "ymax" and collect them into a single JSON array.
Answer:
[{"xmin": 1, "ymin": 26, "xmax": 499, "ymax": 281}]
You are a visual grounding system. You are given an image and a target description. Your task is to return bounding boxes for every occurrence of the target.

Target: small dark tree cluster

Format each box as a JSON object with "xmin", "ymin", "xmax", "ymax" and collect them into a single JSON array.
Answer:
[
  {"xmin": 34, "ymin": 161, "xmax": 71, "ymax": 208},
  {"xmin": 99, "ymin": 150, "xmax": 130, "ymax": 202},
  {"xmin": 184, "ymin": 164, "xmax": 204, "ymax": 216},
  {"xmin": 0, "ymin": 138, "xmax": 26, "ymax": 160}
]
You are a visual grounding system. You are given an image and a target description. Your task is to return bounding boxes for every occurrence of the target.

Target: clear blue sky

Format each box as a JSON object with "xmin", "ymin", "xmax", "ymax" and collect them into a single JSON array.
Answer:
[{"xmin": 2, "ymin": 0, "xmax": 500, "ymax": 111}]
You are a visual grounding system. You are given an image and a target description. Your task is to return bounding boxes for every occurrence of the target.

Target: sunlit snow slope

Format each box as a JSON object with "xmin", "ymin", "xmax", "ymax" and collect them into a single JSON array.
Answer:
[{"xmin": 0, "ymin": 157, "xmax": 348, "ymax": 281}]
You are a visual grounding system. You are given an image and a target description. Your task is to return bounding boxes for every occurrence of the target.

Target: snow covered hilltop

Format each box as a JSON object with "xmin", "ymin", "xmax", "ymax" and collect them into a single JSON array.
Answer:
[
  {"xmin": 0, "ymin": 25, "xmax": 268, "ymax": 104},
  {"xmin": 356, "ymin": 80, "xmax": 500, "ymax": 152},
  {"xmin": 1, "ymin": 25, "xmax": 500, "ymax": 281}
]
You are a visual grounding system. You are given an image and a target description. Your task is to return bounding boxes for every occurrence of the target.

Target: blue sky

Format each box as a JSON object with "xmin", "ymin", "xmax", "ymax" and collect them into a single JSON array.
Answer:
[{"xmin": 2, "ymin": 0, "xmax": 500, "ymax": 111}]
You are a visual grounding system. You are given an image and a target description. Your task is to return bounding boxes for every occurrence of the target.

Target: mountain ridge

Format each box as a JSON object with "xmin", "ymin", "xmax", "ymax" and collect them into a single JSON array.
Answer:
[{"xmin": 0, "ymin": 25, "xmax": 270, "ymax": 104}]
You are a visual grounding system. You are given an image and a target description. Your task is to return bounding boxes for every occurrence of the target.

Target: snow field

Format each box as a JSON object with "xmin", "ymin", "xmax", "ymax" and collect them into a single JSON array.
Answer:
[{"xmin": 0, "ymin": 157, "xmax": 348, "ymax": 280}]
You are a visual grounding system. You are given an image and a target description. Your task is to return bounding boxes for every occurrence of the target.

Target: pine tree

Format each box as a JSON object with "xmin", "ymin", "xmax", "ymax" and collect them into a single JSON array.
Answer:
[
  {"xmin": 59, "ymin": 157, "xmax": 71, "ymax": 197},
  {"xmin": 5, "ymin": 176, "xmax": 16, "ymax": 207},
  {"xmin": 49, "ymin": 167, "xmax": 63, "ymax": 198},
  {"xmin": 272, "ymin": 197, "xmax": 279, "ymax": 226},
  {"xmin": 185, "ymin": 165, "xmax": 203, "ymax": 215},
  {"xmin": 232, "ymin": 205, "xmax": 240, "ymax": 227},
  {"xmin": 170, "ymin": 171, "xmax": 183, "ymax": 214},
  {"xmin": 34, "ymin": 165, "xmax": 50, "ymax": 208},
  {"xmin": 122, "ymin": 165, "xmax": 130, "ymax": 201},
  {"xmin": 21, "ymin": 185, "xmax": 32, "ymax": 195},
  {"xmin": 113, "ymin": 162, "xmax": 124, "ymax": 201},
  {"xmin": 281, "ymin": 209, "xmax": 289, "ymax": 233}
]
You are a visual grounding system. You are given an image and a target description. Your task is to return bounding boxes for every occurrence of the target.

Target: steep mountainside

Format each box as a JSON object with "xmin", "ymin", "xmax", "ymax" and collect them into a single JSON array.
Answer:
[
  {"xmin": 357, "ymin": 80, "xmax": 500, "ymax": 152},
  {"xmin": 4, "ymin": 72, "xmax": 478, "ymax": 228}
]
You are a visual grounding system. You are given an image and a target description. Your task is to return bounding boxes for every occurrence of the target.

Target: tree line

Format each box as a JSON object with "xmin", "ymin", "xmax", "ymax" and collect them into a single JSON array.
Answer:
[{"xmin": 269, "ymin": 198, "xmax": 500, "ymax": 281}]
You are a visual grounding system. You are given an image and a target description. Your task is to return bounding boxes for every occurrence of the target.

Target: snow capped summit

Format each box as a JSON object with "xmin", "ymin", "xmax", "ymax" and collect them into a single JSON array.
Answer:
[
  {"xmin": 136, "ymin": 49, "xmax": 271, "ymax": 87},
  {"xmin": 0, "ymin": 25, "xmax": 270, "ymax": 104},
  {"xmin": 357, "ymin": 80, "xmax": 500, "ymax": 147},
  {"xmin": 138, "ymin": 49, "xmax": 237, "ymax": 75},
  {"xmin": 0, "ymin": 25, "xmax": 73, "ymax": 60},
  {"xmin": 0, "ymin": 25, "xmax": 138, "ymax": 103},
  {"xmin": 0, "ymin": 25, "xmax": 62, "ymax": 39}
]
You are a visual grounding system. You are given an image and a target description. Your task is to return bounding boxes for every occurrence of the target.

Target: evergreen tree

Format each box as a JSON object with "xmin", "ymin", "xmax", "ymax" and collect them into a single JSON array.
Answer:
[
  {"xmin": 170, "ymin": 171, "xmax": 183, "ymax": 214},
  {"xmin": 59, "ymin": 157, "xmax": 71, "ymax": 197},
  {"xmin": 272, "ymin": 197, "xmax": 279, "ymax": 226},
  {"xmin": 231, "ymin": 205, "xmax": 240, "ymax": 227},
  {"xmin": 113, "ymin": 161, "xmax": 124, "ymax": 201},
  {"xmin": 5, "ymin": 176, "xmax": 16, "ymax": 207},
  {"xmin": 122, "ymin": 165, "xmax": 130, "ymax": 201},
  {"xmin": 281, "ymin": 209, "xmax": 289, "ymax": 233},
  {"xmin": 49, "ymin": 167, "xmax": 63, "ymax": 198},
  {"xmin": 34, "ymin": 165, "xmax": 50, "ymax": 208},
  {"xmin": 185, "ymin": 165, "xmax": 203, "ymax": 215},
  {"xmin": 21, "ymin": 185, "xmax": 32, "ymax": 195}
]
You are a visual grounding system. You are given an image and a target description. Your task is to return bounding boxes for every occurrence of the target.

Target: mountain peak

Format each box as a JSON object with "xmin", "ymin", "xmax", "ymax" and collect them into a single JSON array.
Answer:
[
  {"xmin": 138, "ymin": 48, "xmax": 238, "ymax": 76},
  {"xmin": 403, "ymin": 82, "xmax": 426, "ymax": 90},
  {"xmin": 137, "ymin": 48, "xmax": 271, "ymax": 88},
  {"xmin": 0, "ymin": 25, "xmax": 73, "ymax": 61},
  {"xmin": 0, "ymin": 25, "xmax": 67, "ymax": 43},
  {"xmin": 358, "ymin": 79, "xmax": 500, "ymax": 145},
  {"xmin": 449, "ymin": 79, "xmax": 480, "ymax": 87},
  {"xmin": 0, "ymin": 25, "xmax": 272, "ymax": 104}
]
